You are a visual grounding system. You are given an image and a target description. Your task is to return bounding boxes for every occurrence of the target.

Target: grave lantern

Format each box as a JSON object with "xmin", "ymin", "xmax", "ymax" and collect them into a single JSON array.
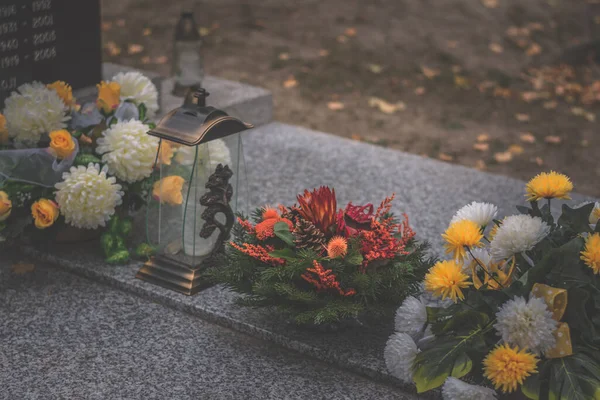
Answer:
[{"xmin": 137, "ymin": 88, "xmax": 253, "ymax": 295}]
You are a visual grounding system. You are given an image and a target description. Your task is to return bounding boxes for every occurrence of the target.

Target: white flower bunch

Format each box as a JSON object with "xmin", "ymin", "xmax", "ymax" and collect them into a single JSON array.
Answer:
[
  {"xmin": 490, "ymin": 214, "xmax": 550, "ymax": 261},
  {"xmin": 111, "ymin": 71, "xmax": 159, "ymax": 118},
  {"xmin": 450, "ymin": 201, "xmax": 498, "ymax": 228}
]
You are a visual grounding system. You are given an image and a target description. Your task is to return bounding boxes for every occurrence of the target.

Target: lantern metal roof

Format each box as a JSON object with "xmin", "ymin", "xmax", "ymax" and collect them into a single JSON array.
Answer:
[{"xmin": 147, "ymin": 89, "xmax": 254, "ymax": 146}]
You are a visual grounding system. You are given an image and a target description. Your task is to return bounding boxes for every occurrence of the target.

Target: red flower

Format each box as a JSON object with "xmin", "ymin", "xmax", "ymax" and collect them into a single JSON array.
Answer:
[
  {"xmin": 337, "ymin": 202, "xmax": 374, "ymax": 236},
  {"xmin": 297, "ymin": 186, "xmax": 338, "ymax": 235}
]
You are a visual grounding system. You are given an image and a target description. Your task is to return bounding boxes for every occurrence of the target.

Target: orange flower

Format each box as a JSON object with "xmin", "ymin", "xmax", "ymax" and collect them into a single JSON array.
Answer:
[
  {"xmin": 297, "ymin": 186, "xmax": 337, "ymax": 235},
  {"xmin": 262, "ymin": 206, "xmax": 280, "ymax": 220},
  {"xmin": 96, "ymin": 81, "xmax": 121, "ymax": 114},
  {"xmin": 47, "ymin": 81, "xmax": 76, "ymax": 108},
  {"xmin": 158, "ymin": 141, "xmax": 174, "ymax": 166},
  {"xmin": 301, "ymin": 260, "xmax": 355, "ymax": 296},
  {"xmin": 255, "ymin": 217, "xmax": 294, "ymax": 240},
  {"xmin": 49, "ymin": 129, "xmax": 76, "ymax": 159},
  {"xmin": 327, "ymin": 236, "xmax": 348, "ymax": 258},
  {"xmin": 31, "ymin": 199, "xmax": 59, "ymax": 229},
  {"xmin": 0, "ymin": 191, "xmax": 12, "ymax": 221},
  {"xmin": 152, "ymin": 176, "xmax": 185, "ymax": 206},
  {"xmin": 0, "ymin": 113, "xmax": 8, "ymax": 144},
  {"xmin": 237, "ymin": 217, "xmax": 255, "ymax": 234},
  {"xmin": 230, "ymin": 242, "xmax": 285, "ymax": 266}
]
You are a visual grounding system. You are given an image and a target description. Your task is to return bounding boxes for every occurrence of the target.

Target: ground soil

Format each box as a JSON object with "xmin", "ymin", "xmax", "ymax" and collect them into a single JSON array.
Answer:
[{"xmin": 101, "ymin": 0, "xmax": 600, "ymax": 197}]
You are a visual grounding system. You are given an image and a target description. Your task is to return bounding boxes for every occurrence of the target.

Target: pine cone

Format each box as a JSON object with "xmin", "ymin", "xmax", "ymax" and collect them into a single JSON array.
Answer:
[
  {"xmin": 281, "ymin": 208, "xmax": 301, "ymax": 223},
  {"xmin": 294, "ymin": 218, "xmax": 326, "ymax": 252}
]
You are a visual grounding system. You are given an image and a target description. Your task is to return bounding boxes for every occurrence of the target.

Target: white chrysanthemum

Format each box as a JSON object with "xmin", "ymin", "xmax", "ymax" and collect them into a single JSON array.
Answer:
[
  {"xmin": 175, "ymin": 139, "xmax": 232, "ymax": 171},
  {"xmin": 462, "ymin": 248, "xmax": 492, "ymax": 275},
  {"xmin": 442, "ymin": 377, "xmax": 497, "ymax": 400},
  {"xmin": 450, "ymin": 201, "xmax": 498, "ymax": 228},
  {"xmin": 111, "ymin": 72, "xmax": 159, "ymax": 118},
  {"xmin": 3, "ymin": 82, "xmax": 69, "ymax": 144},
  {"xmin": 490, "ymin": 215, "xmax": 550, "ymax": 261},
  {"xmin": 55, "ymin": 163, "xmax": 123, "ymax": 229},
  {"xmin": 494, "ymin": 296, "xmax": 557, "ymax": 354},
  {"xmin": 394, "ymin": 296, "xmax": 427, "ymax": 338},
  {"xmin": 96, "ymin": 120, "xmax": 159, "ymax": 183},
  {"xmin": 384, "ymin": 332, "xmax": 419, "ymax": 384}
]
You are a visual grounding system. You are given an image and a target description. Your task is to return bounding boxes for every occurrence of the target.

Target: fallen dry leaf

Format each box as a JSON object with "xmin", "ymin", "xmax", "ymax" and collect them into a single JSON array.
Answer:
[
  {"xmin": 544, "ymin": 135, "xmax": 562, "ymax": 144},
  {"xmin": 199, "ymin": 27, "xmax": 211, "ymax": 37},
  {"xmin": 475, "ymin": 159, "xmax": 487, "ymax": 170},
  {"xmin": 143, "ymin": 28, "xmax": 152, "ymax": 36},
  {"xmin": 318, "ymin": 49, "xmax": 330, "ymax": 57},
  {"xmin": 481, "ymin": 0, "xmax": 498, "ymax": 8},
  {"xmin": 141, "ymin": 56, "xmax": 151, "ymax": 64},
  {"xmin": 489, "ymin": 43, "xmax": 504, "ymax": 54},
  {"xmin": 571, "ymin": 107, "xmax": 585, "ymax": 116},
  {"xmin": 368, "ymin": 97, "xmax": 406, "ymax": 114},
  {"xmin": 345, "ymin": 27, "xmax": 357, "ymax": 37},
  {"xmin": 446, "ymin": 40, "xmax": 458, "ymax": 49},
  {"xmin": 515, "ymin": 38, "xmax": 529, "ymax": 49},
  {"xmin": 520, "ymin": 132, "xmax": 536, "ymax": 143},
  {"xmin": 104, "ymin": 41, "xmax": 121, "ymax": 56},
  {"xmin": 477, "ymin": 133, "xmax": 490, "ymax": 142},
  {"xmin": 421, "ymin": 66, "xmax": 440, "ymax": 79},
  {"xmin": 454, "ymin": 75, "xmax": 470, "ymax": 89},
  {"xmin": 493, "ymin": 87, "xmax": 512, "ymax": 98},
  {"xmin": 327, "ymin": 101, "xmax": 345, "ymax": 111},
  {"xmin": 154, "ymin": 55, "xmax": 168, "ymax": 64},
  {"xmin": 283, "ymin": 76, "xmax": 298, "ymax": 89},
  {"xmin": 586, "ymin": 112, "xmax": 596, "ymax": 122},
  {"xmin": 11, "ymin": 262, "xmax": 35, "ymax": 275},
  {"xmin": 414, "ymin": 87, "xmax": 426, "ymax": 95},
  {"xmin": 128, "ymin": 44, "xmax": 144, "ymax": 55},
  {"xmin": 543, "ymin": 101, "xmax": 558, "ymax": 109},
  {"xmin": 521, "ymin": 91, "xmax": 539, "ymax": 102},
  {"xmin": 526, "ymin": 43, "xmax": 542, "ymax": 56},
  {"xmin": 278, "ymin": 52, "xmax": 290, "ymax": 61},
  {"xmin": 494, "ymin": 151, "xmax": 513, "ymax": 163},
  {"xmin": 515, "ymin": 113, "xmax": 530, "ymax": 122},
  {"xmin": 438, "ymin": 153, "xmax": 454, "ymax": 162},
  {"xmin": 535, "ymin": 156, "xmax": 544, "ymax": 166},
  {"xmin": 508, "ymin": 144, "xmax": 524, "ymax": 155},
  {"xmin": 337, "ymin": 35, "xmax": 348, "ymax": 43},
  {"xmin": 473, "ymin": 143, "xmax": 490, "ymax": 151},
  {"xmin": 367, "ymin": 64, "xmax": 383, "ymax": 74},
  {"xmin": 351, "ymin": 134, "xmax": 362, "ymax": 141},
  {"xmin": 528, "ymin": 22, "xmax": 544, "ymax": 31}
]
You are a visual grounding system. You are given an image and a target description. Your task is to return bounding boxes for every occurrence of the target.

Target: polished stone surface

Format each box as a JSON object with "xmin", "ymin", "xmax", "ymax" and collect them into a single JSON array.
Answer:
[{"xmin": 0, "ymin": 256, "xmax": 414, "ymax": 400}]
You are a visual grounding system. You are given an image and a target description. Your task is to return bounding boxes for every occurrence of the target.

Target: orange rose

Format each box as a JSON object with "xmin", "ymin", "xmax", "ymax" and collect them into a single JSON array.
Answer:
[
  {"xmin": 0, "ymin": 113, "xmax": 8, "ymax": 144},
  {"xmin": 152, "ymin": 176, "xmax": 185, "ymax": 206},
  {"xmin": 96, "ymin": 81, "xmax": 121, "ymax": 114},
  {"xmin": 47, "ymin": 81, "xmax": 76, "ymax": 108},
  {"xmin": 0, "ymin": 191, "xmax": 12, "ymax": 222},
  {"xmin": 158, "ymin": 141, "xmax": 174, "ymax": 166},
  {"xmin": 49, "ymin": 129, "xmax": 76, "ymax": 159},
  {"xmin": 31, "ymin": 199, "xmax": 60, "ymax": 229}
]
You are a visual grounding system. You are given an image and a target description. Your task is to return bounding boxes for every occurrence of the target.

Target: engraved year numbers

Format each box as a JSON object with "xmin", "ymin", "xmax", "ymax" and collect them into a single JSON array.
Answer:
[
  {"xmin": 0, "ymin": 38, "xmax": 18, "ymax": 52},
  {"xmin": 32, "ymin": 15, "xmax": 54, "ymax": 29},
  {"xmin": 0, "ymin": 76, "xmax": 17, "ymax": 91},
  {"xmin": 32, "ymin": 0, "xmax": 52, "ymax": 12},
  {"xmin": 0, "ymin": 21, "xmax": 17, "ymax": 35},
  {"xmin": 33, "ymin": 30, "xmax": 56, "ymax": 45},
  {"xmin": 33, "ymin": 46, "xmax": 56, "ymax": 62},
  {"xmin": 0, "ymin": 54, "xmax": 19, "ymax": 68},
  {"xmin": 0, "ymin": 5, "xmax": 17, "ymax": 18}
]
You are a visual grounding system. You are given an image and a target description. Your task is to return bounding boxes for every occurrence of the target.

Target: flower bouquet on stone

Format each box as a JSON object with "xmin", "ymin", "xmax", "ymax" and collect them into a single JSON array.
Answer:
[
  {"xmin": 385, "ymin": 171, "xmax": 600, "ymax": 400},
  {"xmin": 210, "ymin": 186, "xmax": 432, "ymax": 326},
  {"xmin": 0, "ymin": 72, "xmax": 163, "ymax": 263}
]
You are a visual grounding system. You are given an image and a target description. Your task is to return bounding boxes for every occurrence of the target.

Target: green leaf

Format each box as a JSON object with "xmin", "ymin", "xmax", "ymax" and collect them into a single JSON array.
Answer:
[
  {"xmin": 119, "ymin": 218, "xmax": 133, "ymax": 237},
  {"xmin": 526, "ymin": 237, "xmax": 584, "ymax": 292},
  {"xmin": 430, "ymin": 309, "xmax": 489, "ymax": 336},
  {"xmin": 274, "ymin": 221, "xmax": 295, "ymax": 247},
  {"xmin": 100, "ymin": 233, "xmax": 115, "ymax": 257},
  {"xmin": 106, "ymin": 249, "xmax": 130, "ymax": 264},
  {"xmin": 345, "ymin": 252, "xmax": 363, "ymax": 266},
  {"xmin": 269, "ymin": 248, "xmax": 297, "ymax": 261},
  {"xmin": 148, "ymin": 122, "xmax": 156, "ymax": 130},
  {"xmin": 108, "ymin": 215, "xmax": 121, "ymax": 234},
  {"xmin": 522, "ymin": 373, "xmax": 542, "ymax": 399},
  {"xmin": 138, "ymin": 103, "xmax": 147, "ymax": 121},
  {"xmin": 135, "ymin": 243, "xmax": 157, "ymax": 258},
  {"xmin": 73, "ymin": 153, "xmax": 101, "ymax": 167},
  {"xmin": 558, "ymin": 203, "xmax": 595, "ymax": 234},
  {"xmin": 548, "ymin": 357, "xmax": 600, "ymax": 400}
]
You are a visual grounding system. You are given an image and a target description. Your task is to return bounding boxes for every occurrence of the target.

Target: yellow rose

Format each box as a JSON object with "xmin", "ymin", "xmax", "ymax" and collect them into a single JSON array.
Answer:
[
  {"xmin": 153, "ymin": 176, "xmax": 185, "ymax": 206},
  {"xmin": 0, "ymin": 113, "xmax": 8, "ymax": 144},
  {"xmin": 96, "ymin": 81, "xmax": 121, "ymax": 114},
  {"xmin": 47, "ymin": 81, "xmax": 76, "ymax": 107},
  {"xmin": 31, "ymin": 199, "xmax": 60, "ymax": 229},
  {"xmin": 49, "ymin": 129, "xmax": 76, "ymax": 159},
  {"xmin": 158, "ymin": 141, "xmax": 174, "ymax": 166},
  {"xmin": 0, "ymin": 191, "xmax": 12, "ymax": 222}
]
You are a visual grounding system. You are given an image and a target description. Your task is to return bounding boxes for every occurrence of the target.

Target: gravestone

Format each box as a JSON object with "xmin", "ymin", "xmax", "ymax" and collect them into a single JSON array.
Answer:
[{"xmin": 0, "ymin": 0, "xmax": 101, "ymax": 104}]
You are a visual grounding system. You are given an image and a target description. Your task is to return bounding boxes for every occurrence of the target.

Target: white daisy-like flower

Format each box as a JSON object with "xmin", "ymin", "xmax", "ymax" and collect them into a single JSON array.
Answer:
[
  {"xmin": 490, "ymin": 215, "xmax": 550, "ymax": 261},
  {"xmin": 175, "ymin": 139, "xmax": 232, "ymax": 172},
  {"xmin": 442, "ymin": 377, "xmax": 497, "ymax": 400},
  {"xmin": 96, "ymin": 120, "xmax": 159, "ymax": 183},
  {"xmin": 3, "ymin": 82, "xmax": 69, "ymax": 144},
  {"xmin": 494, "ymin": 296, "xmax": 557, "ymax": 354},
  {"xmin": 55, "ymin": 163, "xmax": 123, "ymax": 229},
  {"xmin": 450, "ymin": 201, "xmax": 498, "ymax": 228},
  {"xmin": 394, "ymin": 296, "xmax": 427, "ymax": 338},
  {"xmin": 111, "ymin": 72, "xmax": 159, "ymax": 118},
  {"xmin": 384, "ymin": 332, "xmax": 419, "ymax": 384}
]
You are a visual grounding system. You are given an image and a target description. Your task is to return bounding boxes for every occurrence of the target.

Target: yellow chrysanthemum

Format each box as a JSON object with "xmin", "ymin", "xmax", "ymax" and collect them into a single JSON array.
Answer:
[
  {"xmin": 483, "ymin": 344, "xmax": 538, "ymax": 393},
  {"xmin": 424, "ymin": 260, "xmax": 472, "ymax": 302},
  {"xmin": 442, "ymin": 219, "xmax": 484, "ymax": 261},
  {"xmin": 581, "ymin": 233, "xmax": 600, "ymax": 274},
  {"xmin": 525, "ymin": 171, "xmax": 573, "ymax": 201}
]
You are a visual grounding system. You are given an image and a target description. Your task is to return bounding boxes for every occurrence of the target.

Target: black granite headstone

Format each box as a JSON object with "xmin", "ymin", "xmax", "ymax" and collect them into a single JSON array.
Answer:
[{"xmin": 0, "ymin": 0, "xmax": 101, "ymax": 104}]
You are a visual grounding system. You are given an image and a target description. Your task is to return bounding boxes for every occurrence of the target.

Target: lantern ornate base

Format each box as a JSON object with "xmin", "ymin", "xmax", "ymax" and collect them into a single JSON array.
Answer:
[{"xmin": 136, "ymin": 255, "xmax": 212, "ymax": 296}]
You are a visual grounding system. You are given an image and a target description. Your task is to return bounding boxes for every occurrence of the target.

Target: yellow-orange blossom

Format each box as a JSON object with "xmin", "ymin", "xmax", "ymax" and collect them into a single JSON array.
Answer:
[
  {"xmin": 442, "ymin": 219, "xmax": 483, "ymax": 261},
  {"xmin": 525, "ymin": 171, "xmax": 573, "ymax": 201},
  {"xmin": 424, "ymin": 259, "xmax": 471, "ymax": 302},
  {"xmin": 483, "ymin": 344, "xmax": 538, "ymax": 393}
]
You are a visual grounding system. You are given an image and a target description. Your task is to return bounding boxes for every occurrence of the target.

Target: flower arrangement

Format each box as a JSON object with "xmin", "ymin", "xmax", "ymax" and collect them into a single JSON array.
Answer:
[
  {"xmin": 210, "ymin": 187, "xmax": 432, "ymax": 325},
  {"xmin": 0, "ymin": 72, "xmax": 163, "ymax": 263},
  {"xmin": 385, "ymin": 172, "xmax": 600, "ymax": 399}
]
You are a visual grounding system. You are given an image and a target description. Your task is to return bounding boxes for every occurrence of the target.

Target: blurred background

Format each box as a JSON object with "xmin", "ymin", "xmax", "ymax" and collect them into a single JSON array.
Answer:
[{"xmin": 101, "ymin": 0, "xmax": 599, "ymax": 196}]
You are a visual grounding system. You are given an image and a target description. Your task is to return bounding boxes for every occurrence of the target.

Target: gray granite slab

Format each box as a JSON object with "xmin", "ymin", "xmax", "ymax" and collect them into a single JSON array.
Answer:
[
  {"xmin": 0, "ymin": 256, "xmax": 413, "ymax": 400},
  {"xmin": 16, "ymin": 121, "xmax": 597, "ymax": 398}
]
